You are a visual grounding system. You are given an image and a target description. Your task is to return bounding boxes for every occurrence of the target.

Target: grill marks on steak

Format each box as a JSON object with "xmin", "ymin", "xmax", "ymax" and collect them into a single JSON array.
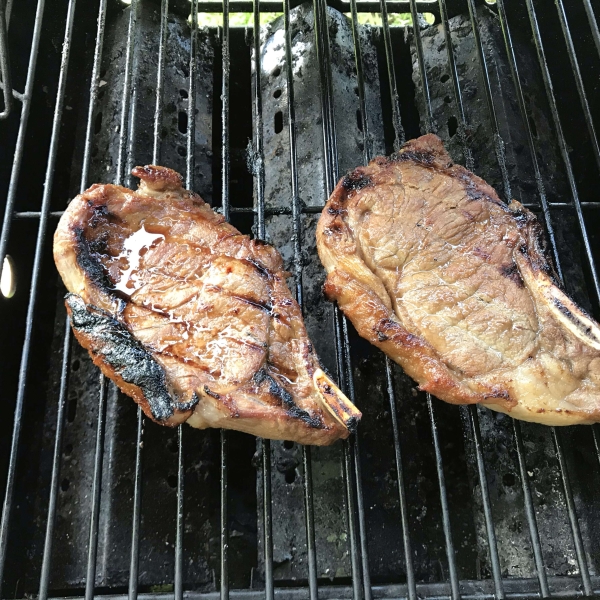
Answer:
[
  {"xmin": 317, "ymin": 134, "xmax": 600, "ymax": 426},
  {"xmin": 54, "ymin": 165, "xmax": 360, "ymax": 445}
]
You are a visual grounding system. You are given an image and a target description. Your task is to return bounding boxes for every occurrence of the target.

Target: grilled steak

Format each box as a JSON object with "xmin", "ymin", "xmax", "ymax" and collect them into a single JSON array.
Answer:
[
  {"xmin": 317, "ymin": 134, "xmax": 600, "ymax": 425},
  {"xmin": 54, "ymin": 166, "xmax": 360, "ymax": 445}
]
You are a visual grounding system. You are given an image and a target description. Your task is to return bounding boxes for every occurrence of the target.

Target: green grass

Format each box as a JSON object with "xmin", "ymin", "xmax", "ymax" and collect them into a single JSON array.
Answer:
[
  {"xmin": 195, "ymin": 12, "xmax": 283, "ymax": 27},
  {"xmin": 193, "ymin": 7, "xmax": 436, "ymax": 28}
]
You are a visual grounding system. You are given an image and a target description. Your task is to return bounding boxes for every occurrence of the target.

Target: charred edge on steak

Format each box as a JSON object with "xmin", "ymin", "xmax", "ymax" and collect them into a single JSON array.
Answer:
[
  {"xmin": 204, "ymin": 385, "xmax": 221, "ymax": 399},
  {"xmin": 66, "ymin": 293, "xmax": 198, "ymax": 421},
  {"xmin": 327, "ymin": 206, "xmax": 345, "ymax": 217},
  {"xmin": 500, "ymin": 263, "xmax": 524, "ymax": 287},
  {"xmin": 342, "ymin": 169, "xmax": 372, "ymax": 192},
  {"xmin": 74, "ymin": 227, "xmax": 114, "ymax": 294},
  {"xmin": 345, "ymin": 415, "xmax": 359, "ymax": 435},
  {"xmin": 458, "ymin": 173, "xmax": 504, "ymax": 207},
  {"xmin": 88, "ymin": 203, "xmax": 109, "ymax": 228},
  {"xmin": 245, "ymin": 258, "xmax": 271, "ymax": 279},
  {"xmin": 518, "ymin": 242, "xmax": 558, "ymax": 285},
  {"xmin": 253, "ymin": 369, "xmax": 324, "ymax": 429},
  {"xmin": 232, "ymin": 294, "xmax": 273, "ymax": 313},
  {"xmin": 391, "ymin": 150, "xmax": 436, "ymax": 165},
  {"xmin": 552, "ymin": 297, "xmax": 594, "ymax": 337},
  {"xmin": 176, "ymin": 392, "xmax": 199, "ymax": 411}
]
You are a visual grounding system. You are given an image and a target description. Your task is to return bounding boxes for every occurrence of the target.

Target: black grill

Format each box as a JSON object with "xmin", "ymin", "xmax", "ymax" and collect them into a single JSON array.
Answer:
[{"xmin": 1, "ymin": 0, "xmax": 600, "ymax": 598}]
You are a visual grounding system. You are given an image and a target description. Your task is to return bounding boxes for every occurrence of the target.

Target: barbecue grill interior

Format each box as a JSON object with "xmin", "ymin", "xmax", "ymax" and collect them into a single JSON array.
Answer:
[{"xmin": 0, "ymin": 0, "xmax": 599, "ymax": 598}]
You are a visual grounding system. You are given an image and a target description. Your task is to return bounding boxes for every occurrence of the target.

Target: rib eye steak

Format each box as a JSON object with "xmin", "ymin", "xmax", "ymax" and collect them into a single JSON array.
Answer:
[
  {"xmin": 317, "ymin": 134, "xmax": 600, "ymax": 425},
  {"xmin": 54, "ymin": 165, "xmax": 360, "ymax": 445}
]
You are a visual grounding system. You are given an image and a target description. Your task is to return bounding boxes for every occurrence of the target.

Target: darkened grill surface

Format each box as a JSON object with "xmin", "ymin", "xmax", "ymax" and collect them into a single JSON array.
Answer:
[{"xmin": 0, "ymin": 0, "xmax": 599, "ymax": 599}]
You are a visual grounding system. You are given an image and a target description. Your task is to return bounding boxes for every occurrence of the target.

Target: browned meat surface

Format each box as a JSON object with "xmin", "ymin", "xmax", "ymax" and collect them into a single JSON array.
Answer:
[
  {"xmin": 317, "ymin": 134, "xmax": 600, "ymax": 425},
  {"xmin": 54, "ymin": 165, "xmax": 360, "ymax": 445}
]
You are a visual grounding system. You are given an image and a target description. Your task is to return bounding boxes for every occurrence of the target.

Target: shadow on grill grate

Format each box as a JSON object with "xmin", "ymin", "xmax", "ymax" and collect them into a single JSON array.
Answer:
[{"xmin": 0, "ymin": 0, "xmax": 599, "ymax": 598}]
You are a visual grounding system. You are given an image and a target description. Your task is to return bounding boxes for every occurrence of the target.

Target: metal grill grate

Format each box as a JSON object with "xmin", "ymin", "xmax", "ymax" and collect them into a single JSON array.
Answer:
[{"xmin": 0, "ymin": 0, "xmax": 600, "ymax": 598}]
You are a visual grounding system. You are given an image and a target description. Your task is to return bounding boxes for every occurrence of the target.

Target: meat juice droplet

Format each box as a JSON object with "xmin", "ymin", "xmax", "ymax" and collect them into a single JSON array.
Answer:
[{"xmin": 113, "ymin": 225, "xmax": 165, "ymax": 297}]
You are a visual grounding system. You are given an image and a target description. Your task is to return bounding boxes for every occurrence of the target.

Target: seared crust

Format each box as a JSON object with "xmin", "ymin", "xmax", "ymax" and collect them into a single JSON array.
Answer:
[
  {"xmin": 66, "ymin": 293, "xmax": 194, "ymax": 425},
  {"xmin": 55, "ymin": 165, "xmax": 361, "ymax": 445},
  {"xmin": 317, "ymin": 134, "xmax": 600, "ymax": 425}
]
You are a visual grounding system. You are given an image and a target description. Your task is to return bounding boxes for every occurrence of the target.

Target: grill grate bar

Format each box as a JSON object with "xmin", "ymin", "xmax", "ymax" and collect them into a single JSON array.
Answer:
[
  {"xmin": 0, "ymin": 0, "xmax": 13, "ymax": 120},
  {"xmin": 408, "ymin": 0, "xmax": 432, "ymax": 132},
  {"xmin": 11, "ymin": 201, "xmax": 600, "ymax": 222},
  {"xmin": 594, "ymin": 429, "xmax": 600, "ymax": 470},
  {"xmin": 38, "ymin": 320, "xmax": 72, "ymax": 600},
  {"xmin": 38, "ymin": 0, "xmax": 109, "ymax": 595},
  {"xmin": 0, "ymin": 0, "xmax": 45, "ymax": 274},
  {"xmin": 127, "ymin": 0, "xmax": 171, "ymax": 594},
  {"xmin": 313, "ymin": 3, "xmax": 356, "ymax": 598},
  {"xmin": 116, "ymin": 0, "xmax": 138, "ymax": 187},
  {"xmin": 520, "ymin": 4, "xmax": 600, "ymax": 588},
  {"xmin": 300, "ymin": 446, "xmax": 318, "ymax": 600},
  {"xmin": 427, "ymin": 396, "xmax": 460, "ymax": 600},
  {"xmin": 351, "ymin": 436, "xmax": 373, "ymax": 600},
  {"xmin": 118, "ymin": 1, "xmax": 144, "ymax": 596},
  {"xmin": 384, "ymin": 363, "xmax": 416, "ymax": 600},
  {"xmin": 250, "ymin": 0, "xmax": 274, "ymax": 595},
  {"xmin": 349, "ymin": 0, "xmax": 370, "ymax": 165},
  {"xmin": 221, "ymin": 0, "xmax": 231, "ymax": 223},
  {"xmin": 464, "ymin": 0, "xmax": 511, "ymax": 202},
  {"xmin": 173, "ymin": 3, "xmax": 202, "ymax": 593},
  {"xmin": 341, "ymin": 441, "xmax": 363, "ymax": 600},
  {"xmin": 429, "ymin": 0, "xmax": 599, "ymax": 594},
  {"xmin": 281, "ymin": 0, "xmax": 318, "ymax": 596},
  {"xmin": 553, "ymin": 0, "xmax": 600, "ymax": 171},
  {"xmin": 403, "ymin": 3, "xmax": 467, "ymax": 597},
  {"xmin": 346, "ymin": 8, "xmax": 376, "ymax": 599},
  {"xmin": 261, "ymin": 443, "xmax": 274, "ymax": 600},
  {"xmin": 85, "ymin": 374, "xmax": 109, "ymax": 600},
  {"xmin": 128, "ymin": 409, "xmax": 144, "ymax": 600},
  {"xmin": 311, "ymin": 1, "xmax": 375, "ymax": 598},
  {"xmin": 175, "ymin": 427, "xmax": 185, "ymax": 600},
  {"xmin": 512, "ymin": 421, "xmax": 550, "ymax": 598},
  {"xmin": 187, "ymin": 0, "xmax": 199, "ymax": 191},
  {"xmin": 467, "ymin": 406, "xmax": 505, "ymax": 600},
  {"xmin": 552, "ymin": 430, "xmax": 593, "ymax": 596},
  {"xmin": 466, "ymin": 0, "xmax": 569, "ymax": 594},
  {"xmin": 220, "ymin": 0, "xmax": 231, "ymax": 596},
  {"xmin": 0, "ymin": 80, "xmax": 23, "ymax": 102},
  {"xmin": 80, "ymin": 0, "xmax": 108, "ymax": 192},
  {"xmin": 494, "ymin": 0, "xmax": 562, "ymax": 280},
  {"xmin": 343, "ymin": 312, "xmax": 373, "ymax": 600},
  {"xmin": 252, "ymin": 0, "xmax": 266, "ymax": 241},
  {"xmin": 0, "ymin": 0, "xmax": 77, "ymax": 593},
  {"xmin": 153, "ymin": 0, "xmax": 169, "ymax": 166},
  {"xmin": 313, "ymin": 0, "xmax": 339, "ymax": 190},
  {"xmin": 437, "ymin": 0, "xmax": 472, "ymax": 169},
  {"xmin": 350, "ymin": 3, "xmax": 415, "ymax": 597},
  {"xmin": 284, "ymin": 0, "xmax": 304, "ymax": 310},
  {"xmin": 378, "ymin": 0, "xmax": 404, "ymax": 148},
  {"xmin": 126, "ymin": 38, "xmax": 142, "ymax": 591},
  {"xmin": 408, "ymin": 5, "xmax": 508, "ymax": 597},
  {"xmin": 220, "ymin": 430, "xmax": 229, "ymax": 600},
  {"xmin": 582, "ymin": 0, "xmax": 600, "ymax": 56},
  {"xmin": 523, "ymin": 0, "xmax": 600, "ymax": 304},
  {"xmin": 492, "ymin": 0, "xmax": 600, "ymax": 593}
]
